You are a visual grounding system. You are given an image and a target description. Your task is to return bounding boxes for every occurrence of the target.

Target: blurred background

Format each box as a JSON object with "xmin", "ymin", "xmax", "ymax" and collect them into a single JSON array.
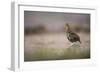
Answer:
[
  {"xmin": 24, "ymin": 11, "xmax": 90, "ymax": 34},
  {"xmin": 24, "ymin": 11, "xmax": 90, "ymax": 61}
]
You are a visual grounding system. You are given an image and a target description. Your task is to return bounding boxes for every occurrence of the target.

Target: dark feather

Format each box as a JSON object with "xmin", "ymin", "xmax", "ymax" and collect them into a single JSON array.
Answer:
[{"xmin": 67, "ymin": 32, "xmax": 81, "ymax": 43}]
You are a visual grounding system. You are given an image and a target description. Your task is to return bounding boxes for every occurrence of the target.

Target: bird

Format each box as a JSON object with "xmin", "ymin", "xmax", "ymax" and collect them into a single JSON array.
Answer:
[{"xmin": 65, "ymin": 23, "xmax": 81, "ymax": 44}]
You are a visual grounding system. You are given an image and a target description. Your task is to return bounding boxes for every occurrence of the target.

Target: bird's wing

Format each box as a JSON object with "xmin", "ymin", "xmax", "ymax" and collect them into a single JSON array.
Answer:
[{"xmin": 69, "ymin": 32, "xmax": 79, "ymax": 38}]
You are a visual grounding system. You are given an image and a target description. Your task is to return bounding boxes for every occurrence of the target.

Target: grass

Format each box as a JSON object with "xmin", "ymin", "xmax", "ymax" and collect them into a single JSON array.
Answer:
[{"xmin": 24, "ymin": 44, "xmax": 90, "ymax": 61}]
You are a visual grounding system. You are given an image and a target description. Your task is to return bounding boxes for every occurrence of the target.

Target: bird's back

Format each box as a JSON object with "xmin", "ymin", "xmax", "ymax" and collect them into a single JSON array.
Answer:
[{"xmin": 67, "ymin": 32, "xmax": 81, "ymax": 43}]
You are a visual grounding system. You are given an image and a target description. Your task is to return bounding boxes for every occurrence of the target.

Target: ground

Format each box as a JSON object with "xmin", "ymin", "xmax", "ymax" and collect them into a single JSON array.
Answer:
[{"xmin": 24, "ymin": 32, "xmax": 90, "ymax": 61}]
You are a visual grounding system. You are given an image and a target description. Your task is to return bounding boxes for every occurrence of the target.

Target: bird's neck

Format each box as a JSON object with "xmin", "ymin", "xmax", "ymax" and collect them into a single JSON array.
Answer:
[{"xmin": 67, "ymin": 28, "xmax": 72, "ymax": 33}]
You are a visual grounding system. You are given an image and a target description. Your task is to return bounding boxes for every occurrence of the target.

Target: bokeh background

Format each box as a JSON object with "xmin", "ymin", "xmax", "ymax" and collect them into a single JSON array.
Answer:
[{"xmin": 24, "ymin": 11, "xmax": 90, "ymax": 61}]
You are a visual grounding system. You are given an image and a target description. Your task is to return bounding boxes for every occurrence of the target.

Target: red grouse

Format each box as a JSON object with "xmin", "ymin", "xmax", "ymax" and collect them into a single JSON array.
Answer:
[{"xmin": 65, "ymin": 23, "xmax": 81, "ymax": 43}]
